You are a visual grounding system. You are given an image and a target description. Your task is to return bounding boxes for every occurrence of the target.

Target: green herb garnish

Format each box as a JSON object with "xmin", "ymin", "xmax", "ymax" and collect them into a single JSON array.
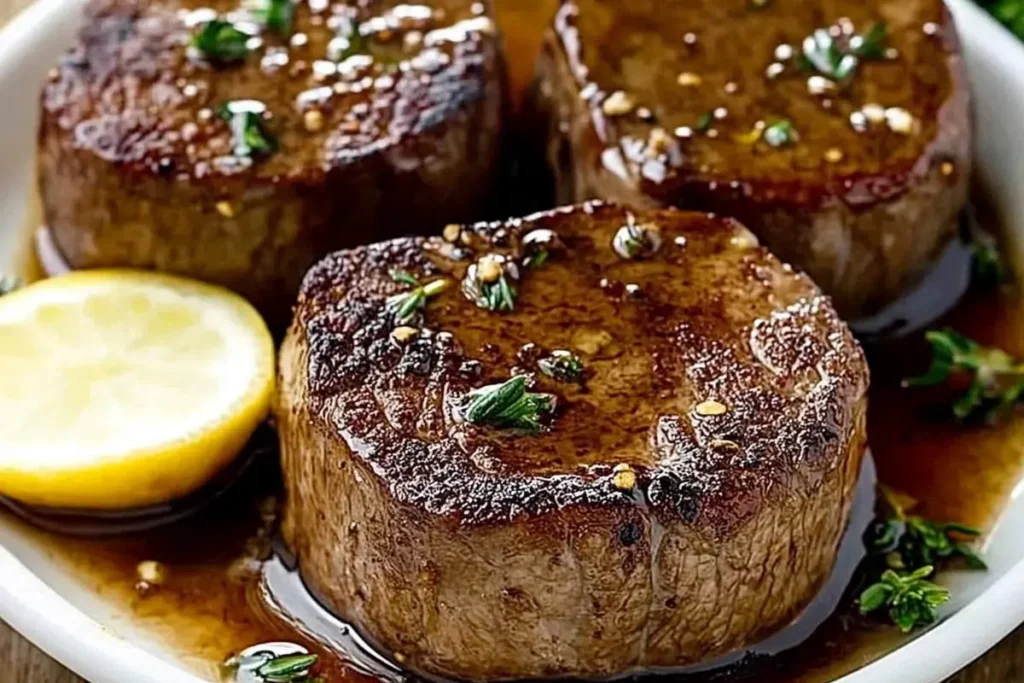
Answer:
[
  {"xmin": 464, "ymin": 376, "xmax": 556, "ymax": 431},
  {"xmin": 0, "ymin": 273, "xmax": 21, "ymax": 297},
  {"xmin": 870, "ymin": 485, "xmax": 987, "ymax": 571},
  {"xmin": 800, "ymin": 23, "xmax": 887, "ymax": 81},
  {"xmin": 851, "ymin": 22, "xmax": 889, "ymax": 59},
  {"xmin": 249, "ymin": 0, "xmax": 294, "ymax": 35},
  {"xmin": 257, "ymin": 654, "xmax": 319, "ymax": 682},
  {"xmin": 898, "ymin": 519, "xmax": 987, "ymax": 570},
  {"xmin": 387, "ymin": 270, "xmax": 449, "ymax": 324},
  {"xmin": 858, "ymin": 566, "xmax": 950, "ymax": 633},
  {"xmin": 695, "ymin": 111, "xmax": 714, "ymax": 133},
  {"xmin": 219, "ymin": 101, "xmax": 276, "ymax": 159},
  {"xmin": 763, "ymin": 119, "xmax": 797, "ymax": 147},
  {"xmin": 462, "ymin": 257, "xmax": 519, "ymax": 312},
  {"xmin": 192, "ymin": 20, "xmax": 252, "ymax": 63},
  {"xmin": 612, "ymin": 221, "xmax": 661, "ymax": 260},
  {"xmin": 971, "ymin": 238, "xmax": 1007, "ymax": 288},
  {"xmin": 904, "ymin": 328, "xmax": 1024, "ymax": 422},
  {"xmin": 801, "ymin": 29, "xmax": 858, "ymax": 80},
  {"xmin": 225, "ymin": 649, "xmax": 319, "ymax": 683},
  {"xmin": 538, "ymin": 350, "xmax": 584, "ymax": 383}
]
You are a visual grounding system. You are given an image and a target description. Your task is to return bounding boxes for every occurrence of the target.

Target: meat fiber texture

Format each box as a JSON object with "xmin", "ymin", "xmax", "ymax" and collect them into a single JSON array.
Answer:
[{"xmin": 277, "ymin": 202, "xmax": 870, "ymax": 680}]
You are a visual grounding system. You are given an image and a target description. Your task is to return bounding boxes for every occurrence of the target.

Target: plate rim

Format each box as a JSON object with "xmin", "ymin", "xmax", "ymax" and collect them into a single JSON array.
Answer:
[{"xmin": 1, "ymin": 1, "xmax": 1023, "ymax": 682}]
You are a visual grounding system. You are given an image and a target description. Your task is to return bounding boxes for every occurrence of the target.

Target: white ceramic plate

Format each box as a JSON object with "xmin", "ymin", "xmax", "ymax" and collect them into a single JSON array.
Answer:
[{"xmin": 2, "ymin": 1, "xmax": 1024, "ymax": 682}]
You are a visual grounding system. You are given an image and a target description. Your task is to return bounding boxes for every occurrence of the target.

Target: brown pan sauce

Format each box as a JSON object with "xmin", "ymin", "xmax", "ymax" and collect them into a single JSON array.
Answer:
[{"xmin": 4, "ymin": 2, "xmax": 1024, "ymax": 681}]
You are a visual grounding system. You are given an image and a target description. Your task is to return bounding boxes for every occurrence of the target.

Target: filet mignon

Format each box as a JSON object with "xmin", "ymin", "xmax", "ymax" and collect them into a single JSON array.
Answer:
[
  {"xmin": 530, "ymin": 0, "xmax": 970, "ymax": 318},
  {"xmin": 277, "ymin": 202, "xmax": 870, "ymax": 680},
  {"xmin": 38, "ymin": 0, "xmax": 503, "ymax": 328}
]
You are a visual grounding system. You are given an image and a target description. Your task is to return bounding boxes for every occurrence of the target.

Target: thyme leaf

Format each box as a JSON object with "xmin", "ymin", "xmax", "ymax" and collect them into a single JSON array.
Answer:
[
  {"xmin": 858, "ymin": 566, "xmax": 950, "ymax": 633},
  {"xmin": 219, "ymin": 101, "xmax": 276, "ymax": 159},
  {"xmin": 851, "ymin": 22, "xmax": 889, "ymax": 59},
  {"xmin": 904, "ymin": 328, "xmax": 1024, "ymax": 422},
  {"xmin": 868, "ymin": 485, "xmax": 987, "ymax": 571},
  {"xmin": 225, "ymin": 649, "xmax": 319, "ymax": 683},
  {"xmin": 387, "ymin": 270, "xmax": 449, "ymax": 324},
  {"xmin": 464, "ymin": 376, "xmax": 555, "ymax": 432},
  {"xmin": 538, "ymin": 350, "xmax": 584, "ymax": 383},
  {"xmin": 461, "ymin": 256, "xmax": 519, "ymax": 312},
  {"xmin": 763, "ymin": 119, "xmax": 798, "ymax": 147},
  {"xmin": 695, "ymin": 111, "xmax": 714, "ymax": 133},
  {"xmin": 257, "ymin": 654, "xmax": 319, "ymax": 682},
  {"xmin": 800, "ymin": 23, "xmax": 887, "ymax": 81},
  {"xmin": 192, "ymin": 20, "xmax": 252, "ymax": 63},
  {"xmin": 249, "ymin": 0, "xmax": 294, "ymax": 35}
]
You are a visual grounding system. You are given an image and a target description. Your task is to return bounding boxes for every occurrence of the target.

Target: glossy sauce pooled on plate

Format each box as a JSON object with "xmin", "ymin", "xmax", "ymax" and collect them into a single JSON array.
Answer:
[{"xmin": 2, "ymin": 1, "xmax": 1022, "ymax": 683}]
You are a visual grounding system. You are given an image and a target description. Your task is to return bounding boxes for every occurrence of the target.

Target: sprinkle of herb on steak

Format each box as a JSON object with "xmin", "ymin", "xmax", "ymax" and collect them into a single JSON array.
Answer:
[
  {"xmin": 191, "ymin": 20, "xmax": 252, "ymax": 64},
  {"xmin": 219, "ymin": 100, "xmax": 277, "ymax": 159},
  {"xmin": 463, "ymin": 375, "xmax": 556, "ymax": 431},
  {"xmin": 538, "ymin": 350, "xmax": 584, "ymax": 383},
  {"xmin": 387, "ymin": 270, "xmax": 450, "ymax": 324},
  {"xmin": 462, "ymin": 254, "xmax": 519, "ymax": 312},
  {"xmin": 613, "ymin": 217, "xmax": 662, "ymax": 260}
]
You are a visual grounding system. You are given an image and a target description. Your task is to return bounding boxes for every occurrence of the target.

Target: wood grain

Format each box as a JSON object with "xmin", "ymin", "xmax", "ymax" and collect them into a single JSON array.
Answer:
[{"xmin": 0, "ymin": 0, "xmax": 1022, "ymax": 680}]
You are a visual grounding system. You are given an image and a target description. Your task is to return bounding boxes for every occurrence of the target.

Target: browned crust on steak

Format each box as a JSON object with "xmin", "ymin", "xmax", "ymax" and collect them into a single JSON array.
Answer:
[
  {"xmin": 530, "ymin": 0, "xmax": 970, "ymax": 318},
  {"xmin": 38, "ymin": 0, "xmax": 503, "ymax": 328},
  {"xmin": 277, "ymin": 202, "xmax": 869, "ymax": 679}
]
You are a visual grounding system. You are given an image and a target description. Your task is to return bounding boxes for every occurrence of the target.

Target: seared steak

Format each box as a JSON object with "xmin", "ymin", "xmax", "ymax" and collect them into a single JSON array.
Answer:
[
  {"xmin": 39, "ymin": 0, "xmax": 503, "ymax": 328},
  {"xmin": 530, "ymin": 0, "xmax": 970, "ymax": 318},
  {"xmin": 277, "ymin": 202, "xmax": 869, "ymax": 680}
]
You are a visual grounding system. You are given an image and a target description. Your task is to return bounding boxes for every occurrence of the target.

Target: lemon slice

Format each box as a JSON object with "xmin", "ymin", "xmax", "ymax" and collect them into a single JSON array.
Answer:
[{"xmin": 0, "ymin": 270, "xmax": 275, "ymax": 510}]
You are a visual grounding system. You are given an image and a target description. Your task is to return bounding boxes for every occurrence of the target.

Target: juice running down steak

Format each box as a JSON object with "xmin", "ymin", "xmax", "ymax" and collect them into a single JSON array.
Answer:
[
  {"xmin": 38, "ymin": 0, "xmax": 504, "ymax": 328},
  {"xmin": 530, "ymin": 0, "xmax": 970, "ymax": 318},
  {"xmin": 276, "ymin": 202, "xmax": 870, "ymax": 680}
]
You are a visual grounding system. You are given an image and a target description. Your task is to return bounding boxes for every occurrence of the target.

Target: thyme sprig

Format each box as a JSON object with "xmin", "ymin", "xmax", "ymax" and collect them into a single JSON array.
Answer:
[
  {"xmin": 538, "ymin": 350, "xmax": 584, "ymax": 383},
  {"xmin": 463, "ymin": 375, "xmax": 555, "ymax": 431},
  {"xmin": 857, "ymin": 485, "xmax": 985, "ymax": 632},
  {"xmin": 192, "ymin": 20, "xmax": 252, "ymax": 63},
  {"xmin": 904, "ymin": 328, "xmax": 1024, "ymax": 422},
  {"xmin": 867, "ymin": 486, "xmax": 986, "ymax": 571},
  {"xmin": 858, "ymin": 566, "xmax": 950, "ymax": 633},
  {"xmin": 387, "ymin": 270, "xmax": 449, "ymax": 324}
]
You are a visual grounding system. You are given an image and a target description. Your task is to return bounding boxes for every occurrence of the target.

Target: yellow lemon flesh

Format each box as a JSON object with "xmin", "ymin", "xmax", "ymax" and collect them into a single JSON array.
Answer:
[{"xmin": 0, "ymin": 271, "xmax": 274, "ymax": 510}]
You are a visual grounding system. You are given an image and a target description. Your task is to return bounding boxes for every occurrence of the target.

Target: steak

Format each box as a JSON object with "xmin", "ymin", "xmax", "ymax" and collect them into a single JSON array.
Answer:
[
  {"xmin": 38, "ymin": 0, "xmax": 503, "ymax": 329},
  {"xmin": 277, "ymin": 202, "xmax": 869, "ymax": 680},
  {"xmin": 529, "ymin": 0, "xmax": 970, "ymax": 318}
]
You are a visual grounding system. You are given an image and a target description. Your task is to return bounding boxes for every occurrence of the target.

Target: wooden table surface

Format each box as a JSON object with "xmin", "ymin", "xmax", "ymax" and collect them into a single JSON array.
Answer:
[{"xmin": 1, "ymin": 0, "xmax": 1023, "ymax": 680}]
